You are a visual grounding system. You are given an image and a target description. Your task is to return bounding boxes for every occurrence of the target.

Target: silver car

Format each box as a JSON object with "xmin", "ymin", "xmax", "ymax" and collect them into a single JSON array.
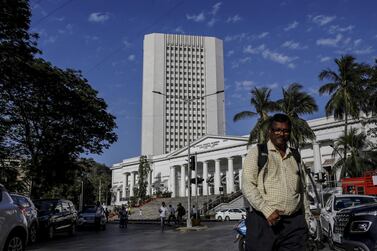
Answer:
[{"xmin": 0, "ymin": 184, "xmax": 28, "ymax": 251}]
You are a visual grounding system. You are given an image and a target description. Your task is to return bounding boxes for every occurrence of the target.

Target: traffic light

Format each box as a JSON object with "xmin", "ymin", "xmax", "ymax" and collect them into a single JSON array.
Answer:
[
  {"xmin": 314, "ymin": 173, "xmax": 319, "ymax": 182},
  {"xmin": 190, "ymin": 177, "xmax": 204, "ymax": 184},
  {"xmin": 190, "ymin": 155, "xmax": 196, "ymax": 170}
]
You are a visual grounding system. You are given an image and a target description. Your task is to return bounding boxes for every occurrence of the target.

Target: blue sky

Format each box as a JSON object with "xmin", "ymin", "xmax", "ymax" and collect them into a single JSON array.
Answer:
[{"xmin": 29, "ymin": 0, "xmax": 377, "ymax": 166}]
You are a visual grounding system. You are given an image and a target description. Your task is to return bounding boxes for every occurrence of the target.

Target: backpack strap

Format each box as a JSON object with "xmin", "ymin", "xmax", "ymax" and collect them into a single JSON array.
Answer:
[{"xmin": 257, "ymin": 143, "xmax": 268, "ymax": 174}]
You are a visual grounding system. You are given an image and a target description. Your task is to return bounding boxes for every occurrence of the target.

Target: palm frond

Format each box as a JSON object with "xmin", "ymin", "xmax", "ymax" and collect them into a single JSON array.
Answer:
[{"xmin": 233, "ymin": 111, "xmax": 256, "ymax": 122}]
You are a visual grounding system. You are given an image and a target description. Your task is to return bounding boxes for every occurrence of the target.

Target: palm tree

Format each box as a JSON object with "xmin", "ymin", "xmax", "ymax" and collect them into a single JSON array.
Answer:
[
  {"xmin": 319, "ymin": 55, "xmax": 367, "ymax": 169},
  {"xmin": 233, "ymin": 87, "xmax": 277, "ymax": 144},
  {"xmin": 331, "ymin": 128, "xmax": 377, "ymax": 177},
  {"xmin": 276, "ymin": 83, "xmax": 318, "ymax": 148}
]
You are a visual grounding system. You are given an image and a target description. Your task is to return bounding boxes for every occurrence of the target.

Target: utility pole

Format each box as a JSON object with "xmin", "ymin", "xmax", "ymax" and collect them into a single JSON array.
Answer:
[{"xmin": 99, "ymin": 179, "xmax": 102, "ymax": 203}]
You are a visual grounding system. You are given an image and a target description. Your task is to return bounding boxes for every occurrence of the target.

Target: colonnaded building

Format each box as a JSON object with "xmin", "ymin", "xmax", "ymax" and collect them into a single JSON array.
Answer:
[{"xmin": 111, "ymin": 115, "xmax": 376, "ymax": 205}]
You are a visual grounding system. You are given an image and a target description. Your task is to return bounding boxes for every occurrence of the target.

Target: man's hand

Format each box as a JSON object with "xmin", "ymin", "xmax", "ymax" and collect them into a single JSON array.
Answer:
[{"xmin": 267, "ymin": 210, "xmax": 284, "ymax": 226}]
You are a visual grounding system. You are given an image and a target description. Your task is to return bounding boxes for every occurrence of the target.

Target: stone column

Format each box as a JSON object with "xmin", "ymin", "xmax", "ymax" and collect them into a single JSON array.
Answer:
[
  {"xmin": 313, "ymin": 142, "xmax": 322, "ymax": 173},
  {"xmin": 227, "ymin": 157, "xmax": 234, "ymax": 194},
  {"xmin": 238, "ymin": 169, "xmax": 243, "ymax": 189},
  {"xmin": 214, "ymin": 159, "xmax": 221, "ymax": 195},
  {"xmin": 170, "ymin": 166, "xmax": 176, "ymax": 197},
  {"xmin": 122, "ymin": 173, "xmax": 128, "ymax": 200},
  {"xmin": 202, "ymin": 161, "xmax": 208, "ymax": 196},
  {"xmin": 180, "ymin": 165, "xmax": 186, "ymax": 197},
  {"xmin": 116, "ymin": 190, "xmax": 120, "ymax": 204},
  {"xmin": 130, "ymin": 171, "xmax": 135, "ymax": 197}
]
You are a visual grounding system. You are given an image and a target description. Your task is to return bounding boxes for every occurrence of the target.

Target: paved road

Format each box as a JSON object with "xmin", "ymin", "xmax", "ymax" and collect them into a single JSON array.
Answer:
[{"xmin": 27, "ymin": 222, "xmax": 332, "ymax": 251}]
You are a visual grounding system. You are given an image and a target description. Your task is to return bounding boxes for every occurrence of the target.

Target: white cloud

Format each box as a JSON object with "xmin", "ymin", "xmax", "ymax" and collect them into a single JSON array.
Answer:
[
  {"xmin": 281, "ymin": 40, "xmax": 307, "ymax": 50},
  {"xmin": 284, "ymin": 21, "xmax": 298, "ymax": 31},
  {"xmin": 244, "ymin": 44, "xmax": 297, "ymax": 68},
  {"xmin": 58, "ymin": 24, "xmax": 73, "ymax": 35},
  {"xmin": 211, "ymin": 2, "xmax": 222, "ymax": 16},
  {"xmin": 88, "ymin": 12, "xmax": 110, "ymax": 23},
  {"xmin": 354, "ymin": 47, "xmax": 374, "ymax": 55},
  {"xmin": 207, "ymin": 18, "xmax": 217, "ymax": 27},
  {"xmin": 128, "ymin": 54, "xmax": 135, "ymax": 61},
  {"xmin": 227, "ymin": 50, "xmax": 234, "ymax": 57},
  {"xmin": 320, "ymin": 56, "xmax": 331, "ymax": 62},
  {"xmin": 235, "ymin": 80, "xmax": 255, "ymax": 91},
  {"xmin": 353, "ymin": 39, "xmax": 362, "ymax": 46},
  {"xmin": 186, "ymin": 12, "xmax": 205, "ymax": 22},
  {"xmin": 311, "ymin": 15, "xmax": 336, "ymax": 26},
  {"xmin": 226, "ymin": 14, "xmax": 242, "ymax": 23},
  {"xmin": 257, "ymin": 32, "xmax": 269, "ymax": 39},
  {"xmin": 316, "ymin": 34, "xmax": 343, "ymax": 47},
  {"xmin": 174, "ymin": 26, "xmax": 185, "ymax": 34},
  {"xmin": 123, "ymin": 39, "xmax": 132, "ymax": 48},
  {"xmin": 328, "ymin": 25, "xmax": 354, "ymax": 34},
  {"xmin": 224, "ymin": 33, "xmax": 248, "ymax": 42}
]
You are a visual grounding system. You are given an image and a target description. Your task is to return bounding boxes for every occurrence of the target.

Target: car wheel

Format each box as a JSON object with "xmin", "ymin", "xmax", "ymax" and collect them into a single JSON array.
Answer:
[
  {"xmin": 69, "ymin": 224, "xmax": 76, "ymax": 236},
  {"xmin": 225, "ymin": 216, "xmax": 230, "ymax": 221},
  {"xmin": 217, "ymin": 216, "xmax": 223, "ymax": 221},
  {"xmin": 4, "ymin": 232, "xmax": 25, "ymax": 251},
  {"xmin": 47, "ymin": 226, "xmax": 54, "ymax": 240},
  {"xmin": 28, "ymin": 223, "xmax": 38, "ymax": 244}
]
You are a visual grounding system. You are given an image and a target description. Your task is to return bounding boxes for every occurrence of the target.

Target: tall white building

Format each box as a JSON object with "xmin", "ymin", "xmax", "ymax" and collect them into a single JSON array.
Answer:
[{"xmin": 141, "ymin": 33, "xmax": 225, "ymax": 155}]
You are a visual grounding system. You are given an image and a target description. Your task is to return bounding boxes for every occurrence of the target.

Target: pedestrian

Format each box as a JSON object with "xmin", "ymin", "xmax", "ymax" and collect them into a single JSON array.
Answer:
[
  {"xmin": 176, "ymin": 203, "xmax": 186, "ymax": 225},
  {"xmin": 139, "ymin": 208, "xmax": 143, "ymax": 217},
  {"xmin": 167, "ymin": 204, "xmax": 176, "ymax": 225},
  {"xmin": 94, "ymin": 201, "xmax": 104, "ymax": 231},
  {"xmin": 242, "ymin": 113, "xmax": 310, "ymax": 251},
  {"xmin": 159, "ymin": 201, "xmax": 168, "ymax": 231},
  {"xmin": 105, "ymin": 208, "xmax": 109, "ymax": 222},
  {"xmin": 119, "ymin": 205, "xmax": 128, "ymax": 229},
  {"xmin": 191, "ymin": 205, "xmax": 197, "ymax": 219}
]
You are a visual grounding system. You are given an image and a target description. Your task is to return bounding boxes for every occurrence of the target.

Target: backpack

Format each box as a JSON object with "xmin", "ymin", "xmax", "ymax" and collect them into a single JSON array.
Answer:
[{"xmin": 257, "ymin": 143, "xmax": 301, "ymax": 175}]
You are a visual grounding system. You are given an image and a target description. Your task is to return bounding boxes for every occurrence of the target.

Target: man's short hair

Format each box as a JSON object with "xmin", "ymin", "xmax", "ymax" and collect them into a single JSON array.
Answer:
[{"xmin": 269, "ymin": 113, "xmax": 291, "ymax": 129}]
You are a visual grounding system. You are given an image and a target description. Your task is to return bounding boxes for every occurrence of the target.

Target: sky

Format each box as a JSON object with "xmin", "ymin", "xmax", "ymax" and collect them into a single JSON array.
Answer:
[{"xmin": 29, "ymin": 0, "xmax": 377, "ymax": 167}]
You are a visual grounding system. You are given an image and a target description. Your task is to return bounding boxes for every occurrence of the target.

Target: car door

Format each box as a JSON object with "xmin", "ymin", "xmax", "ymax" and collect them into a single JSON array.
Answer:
[
  {"xmin": 53, "ymin": 202, "xmax": 65, "ymax": 230},
  {"xmin": 233, "ymin": 209, "xmax": 243, "ymax": 220},
  {"xmin": 321, "ymin": 196, "xmax": 333, "ymax": 234}
]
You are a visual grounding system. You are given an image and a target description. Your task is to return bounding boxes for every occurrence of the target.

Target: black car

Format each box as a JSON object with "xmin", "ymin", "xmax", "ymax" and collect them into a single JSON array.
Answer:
[
  {"xmin": 10, "ymin": 194, "xmax": 39, "ymax": 244},
  {"xmin": 34, "ymin": 199, "xmax": 78, "ymax": 239},
  {"xmin": 334, "ymin": 202, "xmax": 377, "ymax": 251}
]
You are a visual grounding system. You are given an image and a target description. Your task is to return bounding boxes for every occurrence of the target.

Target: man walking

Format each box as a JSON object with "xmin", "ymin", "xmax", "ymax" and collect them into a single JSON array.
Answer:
[
  {"xmin": 159, "ymin": 201, "xmax": 168, "ymax": 232},
  {"xmin": 167, "ymin": 204, "xmax": 176, "ymax": 225},
  {"xmin": 176, "ymin": 203, "xmax": 185, "ymax": 225},
  {"xmin": 242, "ymin": 113, "xmax": 310, "ymax": 251},
  {"xmin": 94, "ymin": 201, "xmax": 104, "ymax": 231}
]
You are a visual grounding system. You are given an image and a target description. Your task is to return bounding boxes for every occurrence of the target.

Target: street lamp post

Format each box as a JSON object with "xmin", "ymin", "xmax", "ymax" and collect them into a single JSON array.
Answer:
[{"xmin": 153, "ymin": 89, "xmax": 224, "ymax": 228}]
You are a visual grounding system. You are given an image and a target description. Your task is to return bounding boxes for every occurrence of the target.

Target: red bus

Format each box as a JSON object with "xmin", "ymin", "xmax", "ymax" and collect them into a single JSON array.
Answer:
[{"xmin": 341, "ymin": 170, "xmax": 377, "ymax": 195}]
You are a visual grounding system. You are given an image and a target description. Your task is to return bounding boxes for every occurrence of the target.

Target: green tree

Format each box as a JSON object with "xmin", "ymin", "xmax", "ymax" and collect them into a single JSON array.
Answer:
[
  {"xmin": 136, "ymin": 155, "xmax": 151, "ymax": 203},
  {"xmin": 319, "ymin": 55, "xmax": 368, "ymax": 172},
  {"xmin": 0, "ymin": 0, "xmax": 117, "ymax": 198},
  {"xmin": 233, "ymin": 87, "xmax": 278, "ymax": 144},
  {"xmin": 332, "ymin": 128, "xmax": 377, "ymax": 177},
  {"xmin": 276, "ymin": 83, "xmax": 318, "ymax": 148}
]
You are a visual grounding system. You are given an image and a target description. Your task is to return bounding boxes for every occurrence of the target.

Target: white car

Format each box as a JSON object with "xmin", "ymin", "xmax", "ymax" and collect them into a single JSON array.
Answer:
[
  {"xmin": 0, "ymin": 184, "xmax": 28, "ymax": 251},
  {"xmin": 320, "ymin": 194, "xmax": 377, "ymax": 248},
  {"xmin": 215, "ymin": 208, "xmax": 246, "ymax": 221},
  {"xmin": 78, "ymin": 206, "xmax": 106, "ymax": 230}
]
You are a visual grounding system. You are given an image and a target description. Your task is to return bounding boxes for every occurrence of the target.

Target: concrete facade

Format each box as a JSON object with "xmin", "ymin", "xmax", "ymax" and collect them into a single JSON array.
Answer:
[{"xmin": 141, "ymin": 33, "xmax": 225, "ymax": 156}]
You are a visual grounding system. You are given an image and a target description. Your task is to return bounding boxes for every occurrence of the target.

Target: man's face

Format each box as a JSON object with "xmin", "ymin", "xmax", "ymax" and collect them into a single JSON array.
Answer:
[{"xmin": 269, "ymin": 121, "xmax": 290, "ymax": 148}]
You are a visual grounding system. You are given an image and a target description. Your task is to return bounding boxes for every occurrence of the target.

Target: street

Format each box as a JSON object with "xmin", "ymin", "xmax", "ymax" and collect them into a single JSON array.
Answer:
[{"xmin": 27, "ymin": 222, "xmax": 332, "ymax": 251}]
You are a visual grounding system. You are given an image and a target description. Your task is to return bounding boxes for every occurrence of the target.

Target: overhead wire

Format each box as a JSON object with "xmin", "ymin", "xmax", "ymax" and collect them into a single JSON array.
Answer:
[{"xmin": 32, "ymin": 0, "xmax": 74, "ymax": 27}]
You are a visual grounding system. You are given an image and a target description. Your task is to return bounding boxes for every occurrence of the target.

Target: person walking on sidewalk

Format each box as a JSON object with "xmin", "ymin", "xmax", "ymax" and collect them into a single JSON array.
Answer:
[
  {"xmin": 242, "ymin": 113, "xmax": 310, "ymax": 251},
  {"xmin": 176, "ymin": 203, "xmax": 185, "ymax": 225},
  {"xmin": 119, "ymin": 205, "xmax": 128, "ymax": 229},
  {"xmin": 159, "ymin": 201, "xmax": 168, "ymax": 231},
  {"xmin": 167, "ymin": 204, "xmax": 177, "ymax": 225}
]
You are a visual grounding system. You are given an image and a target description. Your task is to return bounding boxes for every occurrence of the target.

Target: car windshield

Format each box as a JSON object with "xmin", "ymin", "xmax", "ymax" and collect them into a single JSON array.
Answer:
[
  {"xmin": 35, "ymin": 201, "xmax": 57, "ymax": 213},
  {"xmin": 334, "ymin": 196, "xmax": 377, "ymax": 211},
  {"xmin": 82, "ymin": 207, "xmax": 96, "ymax": 213}
]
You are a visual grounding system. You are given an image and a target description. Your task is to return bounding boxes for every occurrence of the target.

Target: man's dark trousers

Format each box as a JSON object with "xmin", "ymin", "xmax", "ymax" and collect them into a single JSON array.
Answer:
[{"xmin": 245, "ymin": 210, "xmax": 307, "ymax": 251}]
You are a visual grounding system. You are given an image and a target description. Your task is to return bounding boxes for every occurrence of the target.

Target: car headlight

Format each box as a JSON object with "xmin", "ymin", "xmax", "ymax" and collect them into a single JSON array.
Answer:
[
  {"xmin": 350, "ymin": 221, "xmax": 372, "ymax": 233},
  {"xmin": 354, "ymin": 211, "xmax": 377, "ymax": 216}
]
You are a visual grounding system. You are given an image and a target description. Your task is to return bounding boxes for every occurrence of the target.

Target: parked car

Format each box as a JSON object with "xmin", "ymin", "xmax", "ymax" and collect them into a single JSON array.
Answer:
[
  {"xmin": 34, "ymin": 199, "xmax": 77, "ymax": 239},
  {"xmin": 0, "ymin": 184, "xmax": 28, "ymax": 251},
  {"xmin": 334, "ymin": 202, "xmax": 377, "ymax": 251},
  {"xmin": 215, "ymin": 208, "xmax": 246, "ymax": 221},
  {"xmin": 77, "ymin": 205, "xmax": 106, "ymax": 230},
  {"xmin": 320, "ymin": 194, "xmax": 377, "ymax": 249},
  {"xmin": 10, "ymin": 193, "xmax": 39, "ymax": 244}
]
